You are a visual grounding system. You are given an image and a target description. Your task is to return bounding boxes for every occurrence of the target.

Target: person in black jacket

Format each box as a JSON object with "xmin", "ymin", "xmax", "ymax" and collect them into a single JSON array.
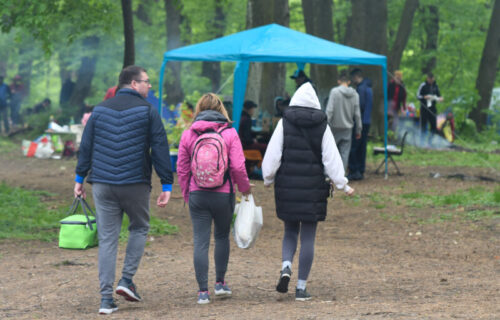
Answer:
[
  {"xmin": 262, "ymin": 82, "xmax": 354, "ymax": 301},
  {"xmin": 74, "ymin": 65, "xmax": 173, "ymax": 315},
  {"xmin": 417, "ymin": 72, "xmax": 443, "ymax": 145},
  {"xmin": 239, "ymin": 100, "xmax": 267, "ymax": 152}
]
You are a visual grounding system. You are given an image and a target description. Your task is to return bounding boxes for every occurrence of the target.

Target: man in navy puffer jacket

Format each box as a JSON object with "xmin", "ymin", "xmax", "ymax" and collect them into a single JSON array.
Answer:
[{"xmin": 74, "ymin": 65, "xmax": 173, "ymax": 315}]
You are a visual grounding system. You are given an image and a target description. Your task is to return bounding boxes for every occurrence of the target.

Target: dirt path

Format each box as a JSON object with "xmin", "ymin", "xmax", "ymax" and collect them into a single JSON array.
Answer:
[{"xmin": 0, "ymin": 151, "xmax": 499, "ymax": 319}]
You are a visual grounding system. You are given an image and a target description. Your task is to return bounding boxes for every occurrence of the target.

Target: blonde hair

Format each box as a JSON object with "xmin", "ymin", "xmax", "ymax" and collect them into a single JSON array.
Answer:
[
  {"xmin": 394, "ymin": 70, "xmax": 403, "ymax": 78},
  {"xmin": 193, "ymin": 93, "xmax": 231, "ymax": 121}
]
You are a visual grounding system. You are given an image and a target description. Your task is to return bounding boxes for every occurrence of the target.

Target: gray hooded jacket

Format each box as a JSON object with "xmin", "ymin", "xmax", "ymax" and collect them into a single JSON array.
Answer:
[{"xmin": 325, "ymin": 85, "xmax": 362, "ymax": 135}]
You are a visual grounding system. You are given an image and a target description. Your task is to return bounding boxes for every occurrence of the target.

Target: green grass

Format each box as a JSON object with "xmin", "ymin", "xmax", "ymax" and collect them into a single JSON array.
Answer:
[
  {"xmin": 0, "ymin": 137, "xmax": 18, "ymax": 153},
  {"xmin": 0, "ymin": 183, "xmax": 177, "ymax": 242},
  {"xmin": 119, "ymin": 214, "xmax": 178, "ymax": 242},
  {"xmin": 0, "ymin": 183, "xmax": 66, "ymax": 241},
  {"xmin": 368, "ymin": 141, "xmax": 500, "ymax": 171},
  {"xmin": 377, "ymin": 186, "xmax": 500, "ymax": 223}
]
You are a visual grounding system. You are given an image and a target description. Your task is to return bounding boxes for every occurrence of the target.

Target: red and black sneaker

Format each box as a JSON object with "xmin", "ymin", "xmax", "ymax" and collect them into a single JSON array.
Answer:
[{"xmin": 116, "ymin": 278, "xmax": 142, "ymax": 302}]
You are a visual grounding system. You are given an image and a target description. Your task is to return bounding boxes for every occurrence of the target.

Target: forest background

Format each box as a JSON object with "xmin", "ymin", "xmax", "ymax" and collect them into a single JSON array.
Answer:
[{"xmin": 0, "ymin": 0, "xmax": 499, "ymax": 139}]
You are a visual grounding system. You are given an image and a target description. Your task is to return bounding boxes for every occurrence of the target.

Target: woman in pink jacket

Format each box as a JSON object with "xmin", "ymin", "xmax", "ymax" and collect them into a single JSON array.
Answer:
[{"xmin": 177, "ymin": 93, "xmax": 251, "ymax": 304}]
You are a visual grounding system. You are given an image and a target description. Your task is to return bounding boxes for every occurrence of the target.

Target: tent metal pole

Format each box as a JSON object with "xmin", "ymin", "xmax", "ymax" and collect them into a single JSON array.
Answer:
[
  {"xmin": 232, "ymin": 60, "xmax": 250, "ymax": 131},
  {"xmin": 158, "ymin": 58, "xmax": 168, "ymax": 115}
]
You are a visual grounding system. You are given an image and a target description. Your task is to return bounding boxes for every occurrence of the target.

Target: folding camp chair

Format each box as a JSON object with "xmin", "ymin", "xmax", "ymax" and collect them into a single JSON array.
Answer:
[{"xmin": 373, "ymin": 131, "xmax": 408, "ymax": 175}]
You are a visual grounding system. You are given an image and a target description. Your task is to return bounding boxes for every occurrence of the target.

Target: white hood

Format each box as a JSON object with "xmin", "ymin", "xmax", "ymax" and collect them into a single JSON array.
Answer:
[{"xmin": 289, "ymin": 82, "xmax": 321, "ymax": 110}]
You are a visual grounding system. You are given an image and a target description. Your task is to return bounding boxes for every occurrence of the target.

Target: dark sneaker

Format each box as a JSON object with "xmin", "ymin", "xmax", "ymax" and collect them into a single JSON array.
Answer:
[
  {"xmin": 116, "ymin": 278, "xmax": 142, "ymax": 302},
  {"xmin": 276, "ymin": 266, "xmax": 292, "ymax": 293},
  {"xmin": 295, "ymin": 288, "xmax": 312, "ymax": 301},
  {"xmin": 99, "ymin": 299, "xmax": 118, "ymax": 315},
  {"xmin": 197, "ymin": 291, "xmax": 210, "ymax": 304},
  {"xmin": 348, "ymin": 171, "xmax": 363, "ymax": 181},
  {"xmin": 214, "ymin": 282, "xmax": 232, "ymax": 297}
]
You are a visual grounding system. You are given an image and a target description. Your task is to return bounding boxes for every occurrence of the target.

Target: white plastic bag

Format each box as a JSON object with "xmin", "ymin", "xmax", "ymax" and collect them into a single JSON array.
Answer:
[
  {"xmin": 34, "ymin": 140, "xmax": 54, "ymax": 159},
  {"xmin": 233, "ymin": 194, "xmax": 263, "ymax": 249}
]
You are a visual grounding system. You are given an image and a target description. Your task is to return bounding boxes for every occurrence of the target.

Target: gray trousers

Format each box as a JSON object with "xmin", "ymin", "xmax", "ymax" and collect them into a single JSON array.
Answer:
[
  {"xmin": 332, "ymin": 127, "xmax": 353, "ymax": 172},
  {"xmin": 92, "ymin": 183, "xmax": 151, "ymax": 299},
  {"xmin": 189, "ymin": 191, "xmax": 235, "ymax": 291},
  {"xmin": 282, "ymin": 221, "xmax": 318, "ymax": 281}
]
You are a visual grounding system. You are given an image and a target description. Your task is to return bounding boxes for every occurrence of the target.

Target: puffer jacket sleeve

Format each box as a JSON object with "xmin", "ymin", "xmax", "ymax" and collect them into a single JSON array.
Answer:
[
  {"xmin": 75, "ymin": 113, "xmax": 95, "ymax": 180},
  {"xmin": 149, "ymin": 108, "xmax": 173, "ymax": 187},
  {"xmin": 177, "ymin": 129, "xmax": 192, "ymax": 202},
  {"xmin": 226, "ymin": 128, "xmax": 250, "ymax": 193}
]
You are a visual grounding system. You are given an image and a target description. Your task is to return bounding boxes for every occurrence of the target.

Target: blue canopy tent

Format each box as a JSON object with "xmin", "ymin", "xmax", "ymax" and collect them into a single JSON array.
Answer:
[{"xmin": 159, "ymin": 23, "xmax": 391, "ymax": 176}]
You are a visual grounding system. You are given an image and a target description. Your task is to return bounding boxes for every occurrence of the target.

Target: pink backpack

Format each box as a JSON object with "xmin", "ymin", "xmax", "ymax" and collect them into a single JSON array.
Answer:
[{"xmin": 191, "ymin": 127, "xmax": 229, "ymax": 189}]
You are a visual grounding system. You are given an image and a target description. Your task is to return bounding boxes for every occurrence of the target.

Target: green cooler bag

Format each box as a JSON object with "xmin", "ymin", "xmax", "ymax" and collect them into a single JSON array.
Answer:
[{"xmin": 59, "ymin": 197, "xmax": 98, "ymax": 249}]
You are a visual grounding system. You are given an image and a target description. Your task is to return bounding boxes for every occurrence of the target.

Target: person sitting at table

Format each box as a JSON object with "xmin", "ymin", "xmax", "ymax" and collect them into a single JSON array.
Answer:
[{"xmin": 239, "ymin": 100, "xmax": 267, "ymax": 156}]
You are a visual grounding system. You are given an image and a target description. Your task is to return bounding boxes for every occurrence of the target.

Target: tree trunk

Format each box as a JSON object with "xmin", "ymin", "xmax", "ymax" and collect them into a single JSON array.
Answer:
[
  {"xmin": 135, "ymin": 0, "xmax": 152, "ymax": 26},
  {"xmin": 121, "ymin": 0, "xmax": 135, "ymax": 68},
  {"xmin": 201, "ymin": 0, "xmax": 225, "ymax": 93},
  {"xmin": 470, "ymin": 0, "xmax": 500, "ymax": 130},
  {"xmin": 258, "ymin": 0, "xmax": 289, "ymax": 116},
  {"xmin": 18, "ymin": 47, "xmax": 33, "ymax": 99},
  {"xmin": 0, "ymin": 50, "xmax": 7, "ymax": 77},
  {"xmin": 67, "ymin": 36, "xmax": 100, "ymax": 118},
  {"xmin": 164, "ymin": 0, "xmax": 184, "ymax": 107},
  {"xmin": 302, "ymin": 0, "xmax": 338, "ymax": 108},
  {"xmin": 58, "ymin": 53, "xmax": 71, "ymax": 86},
  {"xmin": 420, "ymin": 5, "xmax": 439, "ymax": 75},
  {"xmin": 246, "ymin": 0, "xmax": 289, "ymax": 116},
  {"xmin": 388, "ymin": 0, "xmax": 419, "ymax": 73},
  {"xmin": 245, "ymin": 0, "xmax": 268, "ymax": 105},
  {"xmin": 346, "ymin": 0, "xmax": 388, "ymax": 138}
]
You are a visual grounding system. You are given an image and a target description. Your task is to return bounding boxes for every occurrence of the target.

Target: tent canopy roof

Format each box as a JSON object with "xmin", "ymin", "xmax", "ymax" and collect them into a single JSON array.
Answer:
[
  {"xmin": 163, "ymin": 23, "xmax": 386, "ymax": 66},
  {"xmin": 159, "ymin": 23, "xmax": 390, "ymax": 175}
]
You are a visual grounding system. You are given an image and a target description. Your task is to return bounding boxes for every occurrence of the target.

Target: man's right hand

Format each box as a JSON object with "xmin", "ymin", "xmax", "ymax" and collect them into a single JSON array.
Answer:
[
  {"xmin": 74, "ymin": 182, "xmax": 86, "ymax": 199},
  {"xmin": 157, "ymin": 191, "xmax": 171, "ymax": 208}
]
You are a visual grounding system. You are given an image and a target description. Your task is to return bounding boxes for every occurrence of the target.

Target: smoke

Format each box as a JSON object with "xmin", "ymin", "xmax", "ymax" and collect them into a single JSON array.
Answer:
[{"xmin": 397, "ymin": 119, "xmax": 452, "ymax": 149}]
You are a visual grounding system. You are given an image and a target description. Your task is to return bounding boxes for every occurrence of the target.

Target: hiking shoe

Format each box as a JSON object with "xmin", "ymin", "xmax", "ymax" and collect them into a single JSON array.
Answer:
[
  {"xmin": 99, "ymin": 299, "xmax": 118, "ymax": 315},
  {"xmin": 276, "ymin": 266, "xmax": 292, "ymax": 293},
  {"xmin": 116, "ymin": 278, "xmax": 142, "ymax": 302},
  {"xmin": 197, "ymin": 291, "xmax": 210, "ymax": 304},
  {"xmin": 295, "ymin": 288, "xmax": 312, "ymax": 301},
  {"xmin": 214, "ymin": 282, "xmax": 232, "ymax": 297}
]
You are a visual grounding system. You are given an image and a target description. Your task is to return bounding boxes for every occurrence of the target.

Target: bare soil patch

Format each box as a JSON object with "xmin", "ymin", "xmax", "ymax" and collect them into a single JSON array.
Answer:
[{"xmin": 0, "ymin": 150, "xmax": 499, "ymax": 319}]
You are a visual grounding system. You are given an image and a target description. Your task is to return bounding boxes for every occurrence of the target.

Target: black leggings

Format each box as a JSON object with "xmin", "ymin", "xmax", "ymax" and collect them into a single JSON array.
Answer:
[
  {"xmin": 282, "ymin": 221, "xmax": 318, "ymax": 281},
  {"xmin": 189, "ymin": 191, "xmax": 235, "ymax": 291}
]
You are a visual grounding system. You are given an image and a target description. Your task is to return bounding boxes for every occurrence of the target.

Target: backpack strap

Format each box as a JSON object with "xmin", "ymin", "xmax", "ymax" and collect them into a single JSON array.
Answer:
[{"xmin": 218, "ymin": 125, "xmax": 234, "ymax": 195}]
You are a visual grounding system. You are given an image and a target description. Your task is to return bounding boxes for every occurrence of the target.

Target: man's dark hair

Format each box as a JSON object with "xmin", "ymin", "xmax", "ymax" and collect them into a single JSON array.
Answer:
[
  {"xmin": 43, "ymin": 98, "xmax": 51, "ymax": 104},
  {"xmin": 118, "ymin": 65, "xmax": 147, "ymax": 87},
  {"xmin": 243, "ymin": 100, "xmax": 257, "ymax": 110},
  {"xmin": 338, "ymin": 70, "xmax": 349, "ymax": 82},
  {"xmin": 350, "ymin": 68, "xmax": 363, "ymax": 78},
  {"xmin": 426, "ymin": 72, "xmax": 434, "ymax": 78}
]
